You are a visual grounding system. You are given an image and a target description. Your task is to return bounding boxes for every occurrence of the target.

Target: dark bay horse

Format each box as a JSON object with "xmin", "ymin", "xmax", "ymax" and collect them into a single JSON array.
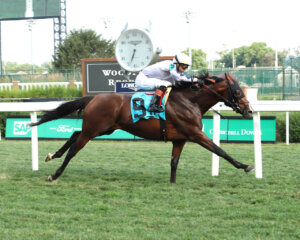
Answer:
[{"xmin": 30, "ymin": 73, "xmax": 254, "ymax": 183}]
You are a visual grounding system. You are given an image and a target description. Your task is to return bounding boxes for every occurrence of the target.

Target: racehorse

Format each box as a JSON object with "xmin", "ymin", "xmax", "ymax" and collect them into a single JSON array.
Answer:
[{"xmin": 30, "ymin": 72, "xmax": 254, "ymax": 183}]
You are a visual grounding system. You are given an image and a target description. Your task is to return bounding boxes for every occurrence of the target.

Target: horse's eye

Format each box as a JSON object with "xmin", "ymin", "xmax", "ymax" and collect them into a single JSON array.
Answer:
[{"xmin": 235, "ymin": 90, "xmax": 242, "ymax": 97}]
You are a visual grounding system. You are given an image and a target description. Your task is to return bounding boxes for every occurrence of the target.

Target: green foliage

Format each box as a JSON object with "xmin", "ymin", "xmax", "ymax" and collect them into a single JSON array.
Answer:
[
  {"xmin": 217, "ymin": 42, "xmax": 287, "ymax": 68},
  {"xmin": 2, "ymin": 61, "xmax": 51, "ymax": 74},
  {"xmin": 183, "ymin": 48, "xmax": 208, "ymax": 69},
  {"xmin": 0, "ymin": 141, "xmax": 299, "ymax": 239},
  {"xmin": 0, "ymin": 85, "xmax": 82, "ymax": 98},
  {"xmin": 52, "ymin": 29, "xmax": 115, "ymax": 69},
  {"xmin": 276, "ymin": 112, "xmax": 300, "ymax": 142}
]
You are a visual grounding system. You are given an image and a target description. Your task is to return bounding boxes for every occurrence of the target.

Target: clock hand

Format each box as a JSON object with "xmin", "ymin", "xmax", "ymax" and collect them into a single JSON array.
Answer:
[{"xmin": 131, "ymin": 49, "xmax": 136, "ymax": 62}]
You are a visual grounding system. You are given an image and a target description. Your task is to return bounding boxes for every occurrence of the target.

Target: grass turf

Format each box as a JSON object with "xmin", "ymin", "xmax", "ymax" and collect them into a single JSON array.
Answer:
[{"xmin": 0, "ymin": 140, "xmax": 299, "ymax": 240}]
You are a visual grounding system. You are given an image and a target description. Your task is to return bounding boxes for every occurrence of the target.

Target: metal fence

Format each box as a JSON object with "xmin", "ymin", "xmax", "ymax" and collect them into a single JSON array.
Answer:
[
  {"xmin": 192, "ymin": 66, "xmax": 300, "ymax": 100},
  {"xmin": 0, "ymin": 71, "xmax": 82, "ymax": 83},
  {"xmin": 1, "ymin": 65, "xmax": 300, "ymax": 100}
]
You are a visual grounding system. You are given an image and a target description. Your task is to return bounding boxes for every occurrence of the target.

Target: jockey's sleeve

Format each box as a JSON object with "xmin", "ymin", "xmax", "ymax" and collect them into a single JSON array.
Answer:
[{"xmin": 170, "ymin": 69, "xmax": 192, "ymax": 82}]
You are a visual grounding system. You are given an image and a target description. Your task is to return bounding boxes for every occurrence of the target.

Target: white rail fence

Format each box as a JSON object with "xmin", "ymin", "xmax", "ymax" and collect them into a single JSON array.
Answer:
[
  {"xmin": 0, "ymin": 82, "xmax": 82, "ymax": 90},
  {"xmin": 0, "ymin": 100, "xmax": 300, "ymax": 178}
]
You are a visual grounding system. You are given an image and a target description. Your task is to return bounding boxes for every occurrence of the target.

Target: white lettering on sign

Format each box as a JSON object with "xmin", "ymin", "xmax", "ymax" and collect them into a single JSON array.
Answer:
[
  {"xmin": 121, "ymin": 83, "xmax": 136, "ymax": 88},
  {"xmin": 13, "ymin": 121, "xmax": 32, "ymax": 135},
  {"xmin": 50, "ymin": 125, "xmax": 81, "ymax": 133},
  {"xmin": 241, "ymin": 129, "xmax": 261, "ymax": 135},
  {"xmin": 102, "ymin": 70, "xmax": 124, "ymax": 76},
  {"xmin": 108, "ymin": 79, "xmax": 115, "ymax": 86}
]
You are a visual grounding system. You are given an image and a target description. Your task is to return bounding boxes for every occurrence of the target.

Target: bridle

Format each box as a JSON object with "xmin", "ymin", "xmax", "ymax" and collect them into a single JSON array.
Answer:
[
  {"xmin": 224, "ymin": 76, "xmax": 250, "ymax": 114},
  {"xmin": 194, "ymin": 75, "xmax": 250, "ymax": 115}
]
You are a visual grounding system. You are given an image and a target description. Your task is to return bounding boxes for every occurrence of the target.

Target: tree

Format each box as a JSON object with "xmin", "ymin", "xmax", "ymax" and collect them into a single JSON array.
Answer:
[
  {"xmin": 183, "ymin": 49, "xmax": 208, "ymax": 69},
  {"xmin": 2, "ymin": 61, "xmax": 49, "ymax": 74},
  {"xmin": 217, "ymin": 42, "xmax": 277, "ymax": 67},
  {"xmin": 52, "ymin": 29, "xmax": 115, "ymax": 70}
]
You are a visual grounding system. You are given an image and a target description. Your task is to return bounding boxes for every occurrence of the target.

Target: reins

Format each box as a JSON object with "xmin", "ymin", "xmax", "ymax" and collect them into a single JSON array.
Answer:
[{"xmin": 198, "ymin": 76, "xmax": 249, "ymax": 115}]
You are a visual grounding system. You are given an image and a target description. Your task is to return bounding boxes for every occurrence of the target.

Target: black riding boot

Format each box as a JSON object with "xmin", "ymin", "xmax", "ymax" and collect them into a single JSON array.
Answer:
[
  {"xmin": 148, "ymin": 86, "xmax": 167, "ymax": 113},
  {"xmin": 148, "ymin": 94, "xmax": 164, "ymax": 113}
]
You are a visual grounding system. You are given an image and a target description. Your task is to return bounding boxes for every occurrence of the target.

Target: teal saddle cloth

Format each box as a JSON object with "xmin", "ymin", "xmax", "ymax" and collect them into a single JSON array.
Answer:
[{"xmin": 130, "ymin": 93, "xmax": 167, "ymax": 123}]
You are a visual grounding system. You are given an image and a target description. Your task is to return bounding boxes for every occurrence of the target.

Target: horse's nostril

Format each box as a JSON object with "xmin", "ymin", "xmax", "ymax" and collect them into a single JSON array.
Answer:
[{"xmin": 248, "ymin": 110, "xmax": 253, "ymax": 114}]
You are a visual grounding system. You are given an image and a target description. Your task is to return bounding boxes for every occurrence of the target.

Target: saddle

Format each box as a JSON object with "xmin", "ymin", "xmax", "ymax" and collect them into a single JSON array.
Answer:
[
  {"xmin": 130, "ymin": 87, "xmax": 171, "ymax": 123},
  {"xmin": 130, "ymin": 87, "xmax": 171, "ymax": 141}
]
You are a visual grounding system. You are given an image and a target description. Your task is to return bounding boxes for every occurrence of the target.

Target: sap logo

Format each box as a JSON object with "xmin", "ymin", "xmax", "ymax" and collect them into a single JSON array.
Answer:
[{"xmin": 13, "ymin": 121, "xmax": 32, "ymax": 135}]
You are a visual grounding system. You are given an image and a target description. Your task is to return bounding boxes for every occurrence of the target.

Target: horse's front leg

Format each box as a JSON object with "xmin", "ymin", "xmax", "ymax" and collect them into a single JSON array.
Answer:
[
  {"xmin": 191, "ymin": 131, "xmax": 254, "ymax": 173},
  {"xmin": 170, "ymin": 140, "xmax": 186, "ymax": 184}
]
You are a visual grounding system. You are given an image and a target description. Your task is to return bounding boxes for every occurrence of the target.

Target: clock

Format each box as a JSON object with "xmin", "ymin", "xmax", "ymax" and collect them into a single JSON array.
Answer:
[{"xmin": 115, "ymin": 28, "xmax": 161, "ymax": 72}]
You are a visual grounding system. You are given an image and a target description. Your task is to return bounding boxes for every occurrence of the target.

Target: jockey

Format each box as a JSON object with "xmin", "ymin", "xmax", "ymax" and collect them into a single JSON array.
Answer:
[{"xmin": 135, "ymin": 52, "xmax": 192, "ymax": 113}]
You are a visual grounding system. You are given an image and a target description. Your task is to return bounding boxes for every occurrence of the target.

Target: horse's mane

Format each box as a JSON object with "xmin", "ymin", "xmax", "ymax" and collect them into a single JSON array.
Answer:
[
  {"xmin": 172, "ymin": 71, "xmax": 225, "ymax": 90},
  {"xmin": 197, "ymin": 72, "xmax": 224, "ymax": 85}
]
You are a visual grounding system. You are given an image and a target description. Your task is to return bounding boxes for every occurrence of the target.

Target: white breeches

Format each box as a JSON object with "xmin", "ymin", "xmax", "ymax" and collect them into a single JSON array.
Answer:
[{"xmin": 135, "ymin": 72, "xmax": 172, "ymax": 90}]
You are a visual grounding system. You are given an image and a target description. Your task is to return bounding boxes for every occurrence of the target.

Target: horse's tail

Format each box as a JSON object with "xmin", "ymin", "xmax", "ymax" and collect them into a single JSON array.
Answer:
[{"xmin": 30, "ymin": 96, "xmax": 94, "ymax": 127}]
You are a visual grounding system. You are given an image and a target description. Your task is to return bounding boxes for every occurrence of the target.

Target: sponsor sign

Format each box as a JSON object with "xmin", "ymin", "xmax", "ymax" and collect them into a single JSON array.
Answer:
[
  {"xmin": 202, "ymin": 117, "xmax": 276, "ymax": 142},
  {"xmin": 5, "ymin": 117, "xmax": 137, "ymax": 140},
  {"xmin": 115, "ymin": 82, "xmax": 145, "ymax": 93},
  {"xmin": 6, "ymin": 116, "xmax": 276, "ymax": 142}
]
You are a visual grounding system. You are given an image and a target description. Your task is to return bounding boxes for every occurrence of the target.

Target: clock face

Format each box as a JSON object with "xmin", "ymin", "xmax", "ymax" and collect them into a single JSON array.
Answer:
[{"xmin": 115, "ymin": 29, "xmax": 154, "ymax": 72}]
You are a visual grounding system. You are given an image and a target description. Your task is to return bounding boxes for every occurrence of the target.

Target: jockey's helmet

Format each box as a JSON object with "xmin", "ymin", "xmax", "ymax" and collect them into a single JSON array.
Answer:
[{"xmin": 173, "ymin": 53, "xmax": 191, "ymax": 66}]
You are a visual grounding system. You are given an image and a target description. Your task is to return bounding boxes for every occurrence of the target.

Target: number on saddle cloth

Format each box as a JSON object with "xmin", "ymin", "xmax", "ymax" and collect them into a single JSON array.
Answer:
[{"xmin": 130, "ymin": 90, "xmax": 170, "ymax": 123}]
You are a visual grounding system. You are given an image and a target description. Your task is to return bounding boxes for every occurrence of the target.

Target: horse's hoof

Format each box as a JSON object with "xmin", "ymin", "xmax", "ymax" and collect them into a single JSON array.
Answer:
[
  {"xmin": 45, "ymin": 153, "xmax": 53, "ymax": 162},
  {"xmin": 47, "ymin": 175, "xmax": 55, "ymax": 182},
  {"xmin": 244, "ymin": 165, "xmax": 255, "ymax": 173}
]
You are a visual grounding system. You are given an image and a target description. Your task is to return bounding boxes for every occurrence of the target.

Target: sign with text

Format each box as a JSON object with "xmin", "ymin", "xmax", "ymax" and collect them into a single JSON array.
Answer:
[
  {"xmin": 202, "ymin": 116, "xmax": 276, "ymax": 142},
  {"xmin": 5, "ymin": 117, "xmax": 137, "ymax": 140},
  {"xmin": 6, "ymin": 116, "xmax": 276, "ymax": 142},
  {"xmin": 81, "ymin": 57, "xmax": 173, "ymax": 96}
]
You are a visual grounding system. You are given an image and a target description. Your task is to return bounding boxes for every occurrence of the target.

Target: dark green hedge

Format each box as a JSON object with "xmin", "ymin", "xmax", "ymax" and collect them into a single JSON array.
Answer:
[{"xmin": 276, "ymin": 112, "xmax": 300, "ymax": 142}]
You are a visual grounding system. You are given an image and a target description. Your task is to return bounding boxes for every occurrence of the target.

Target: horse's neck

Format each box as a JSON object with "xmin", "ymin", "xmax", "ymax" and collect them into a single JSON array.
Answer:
[{"xmin": 196, "ymin": 83, "xmax": 227, "ymax": 114}]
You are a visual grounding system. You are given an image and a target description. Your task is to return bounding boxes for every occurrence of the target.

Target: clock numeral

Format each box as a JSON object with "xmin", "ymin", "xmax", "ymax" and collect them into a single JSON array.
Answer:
[
  {"xmin": 121, "ymin": 57, "xmax": 125, "ymax": 61},
  {"xmin": 121, "ymin": 41, "xmax": 126, "ymax": 45},
  {"xmin": 141, "ymin": 62, "xmax": 145, "ymax": 66},
  {"xmin": 132, "ymin": 33, "xmax": 137, "ymax": 37},
  {"xmin": 119, "ymin": 49, "xmax": 123, "ymax": 53}
]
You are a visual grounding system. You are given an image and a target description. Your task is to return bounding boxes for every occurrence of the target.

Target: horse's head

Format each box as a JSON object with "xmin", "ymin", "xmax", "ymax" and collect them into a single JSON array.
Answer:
[
  {"xmin": 223, "ymin": 73, "xmax": 253, "ymax": 118},
  {"xmin": 195, "ymin": 72, "xmax": 253, "ymax": 118}
]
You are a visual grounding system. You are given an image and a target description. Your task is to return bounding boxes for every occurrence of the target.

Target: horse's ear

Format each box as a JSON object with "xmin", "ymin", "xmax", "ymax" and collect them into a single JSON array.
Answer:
[{"xmin": 225, "ymin": 72, "xmax": 234, "ymax": 85}]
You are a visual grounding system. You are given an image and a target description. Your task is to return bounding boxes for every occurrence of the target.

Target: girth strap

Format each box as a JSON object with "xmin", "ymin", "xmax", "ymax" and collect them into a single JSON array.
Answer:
[{"xmin": 160, "ymin": 118, "xmax": 168, "ymax": 142}]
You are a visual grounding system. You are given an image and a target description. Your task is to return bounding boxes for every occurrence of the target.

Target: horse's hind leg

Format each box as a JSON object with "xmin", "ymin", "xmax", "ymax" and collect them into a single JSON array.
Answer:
[
  {"xmin": 45, "ymin": 131, "xmax": 81, "ymax": 162},
  {"xmin": 170, "ymin": 140, "xmax": 186, "ymax": 184},
  {"xmin": 48, "ymin": 132, "xmax": 91, "ymax": 181}
]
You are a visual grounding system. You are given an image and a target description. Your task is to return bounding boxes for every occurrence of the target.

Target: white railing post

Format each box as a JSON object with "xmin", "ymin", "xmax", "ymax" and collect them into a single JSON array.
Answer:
[
  {"xmin": 30, "ymin": 112, "xmax": 38, "ymax": 171},
  {"xmin": 286, "ymin": 112, "xmax": 289, "ymax": 145},
  {"xmin": 253, "ymin": 112, "xmax": 262, "ymax": 178},
  {"xmin": 212, "ymin": 111, "xmax": 220, "ymax": 176}
]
